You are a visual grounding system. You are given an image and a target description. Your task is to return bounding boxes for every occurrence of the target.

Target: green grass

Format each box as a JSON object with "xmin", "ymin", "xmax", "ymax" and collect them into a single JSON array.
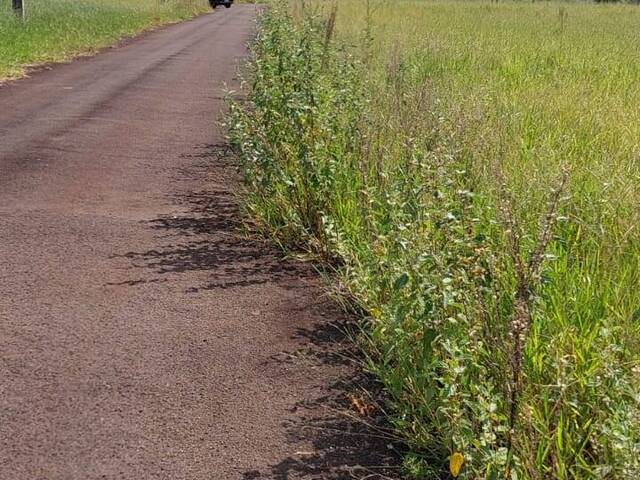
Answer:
[
  {"xmin": 230, "ymin": 1, "xmax": 640, "ymax": 478},
  {"xmin": 0, "ymin": 0, "xmax": 210, "ymax": 80}
]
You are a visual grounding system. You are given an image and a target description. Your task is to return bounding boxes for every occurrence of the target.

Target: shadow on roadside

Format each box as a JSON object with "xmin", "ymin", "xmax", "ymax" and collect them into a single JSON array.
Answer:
[
  {"xmin": 247, "ymin": 313, "xmax": 403, "ymax": 480},
  {"xmin": 110, "ymin": 143, "xmax": 311, "ymax": 291},
  {"xmin": 112, "ymin": 143, "xmax": 403, "ymax": 479}
]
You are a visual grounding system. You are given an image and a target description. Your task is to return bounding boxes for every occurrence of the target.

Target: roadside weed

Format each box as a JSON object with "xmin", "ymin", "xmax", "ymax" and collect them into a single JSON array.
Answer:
[{"xmin": 229, "ymin": 2, "xmax": 640, "ymax": 478}]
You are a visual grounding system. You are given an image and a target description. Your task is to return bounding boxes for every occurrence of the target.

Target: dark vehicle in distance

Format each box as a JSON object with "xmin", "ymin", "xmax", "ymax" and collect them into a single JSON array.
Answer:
[{"xmin": 209, "ymin": 0, "xmax": 232, "ymax": 8}]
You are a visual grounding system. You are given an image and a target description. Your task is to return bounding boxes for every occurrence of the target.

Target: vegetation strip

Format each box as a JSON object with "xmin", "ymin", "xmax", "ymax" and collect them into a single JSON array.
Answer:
[
  {"xmin": 229, "ymin": 2, "xmax": 640, "ymax": 478},
  {"xmin": 0, "ymin": 0, "xmax": 210, "ymax": 80}
]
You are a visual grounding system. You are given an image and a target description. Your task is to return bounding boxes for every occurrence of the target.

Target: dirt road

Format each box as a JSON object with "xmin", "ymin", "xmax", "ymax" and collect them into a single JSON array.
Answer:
[{"xmin": 0, "ymin": 7, "xmax": 394, "ymax": 479}]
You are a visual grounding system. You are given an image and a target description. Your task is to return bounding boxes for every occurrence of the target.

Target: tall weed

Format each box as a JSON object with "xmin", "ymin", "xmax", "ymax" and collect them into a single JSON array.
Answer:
[{"xmin": 229, "ymin": 3, "xmax": 640, "ymax": 478}]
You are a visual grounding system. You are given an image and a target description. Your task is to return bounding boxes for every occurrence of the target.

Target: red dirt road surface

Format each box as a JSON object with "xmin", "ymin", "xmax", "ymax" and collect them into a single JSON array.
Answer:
[{"xmin": 0, "ymin": 7, "xmax": 396, "ymax": 480}]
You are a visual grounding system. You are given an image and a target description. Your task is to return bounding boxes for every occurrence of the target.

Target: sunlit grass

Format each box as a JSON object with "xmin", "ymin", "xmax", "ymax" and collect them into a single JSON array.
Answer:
[
  {"xmin": 231, "ymin": 1, "xmax": 640, "ymax": 477},
  {"xmin": 0, "ymin": 0, "xmax": 210, "ymax": 80}
]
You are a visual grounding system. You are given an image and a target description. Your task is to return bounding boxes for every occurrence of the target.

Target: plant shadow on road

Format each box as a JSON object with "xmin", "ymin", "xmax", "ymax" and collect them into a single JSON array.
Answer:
[
  {"xmin": 250, "ymin": 311, "xmax": 403, "ymax": 480},
  {"xmin": 111, "ymin": 143, "xmax": 311, "ymax": 291},
  {"xmin": 113, "ymin": 143, "xmax": 402, "ymax": 479}
]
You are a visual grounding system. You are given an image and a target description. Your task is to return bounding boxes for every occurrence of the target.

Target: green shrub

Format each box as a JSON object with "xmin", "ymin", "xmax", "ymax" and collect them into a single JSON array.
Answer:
[{"xmin": 229, "ymin": 3, "xmax": 640, "ymax": 478}]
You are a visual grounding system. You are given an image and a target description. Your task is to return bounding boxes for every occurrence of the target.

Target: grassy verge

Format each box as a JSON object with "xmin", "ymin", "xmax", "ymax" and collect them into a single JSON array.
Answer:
[
  {"xmin": 229, "ymin": 1, "xmax": 640, "ymax": 478},
  {"xmin": 0, "ymin": 0, "xmax": 210, "ymax": 80}
]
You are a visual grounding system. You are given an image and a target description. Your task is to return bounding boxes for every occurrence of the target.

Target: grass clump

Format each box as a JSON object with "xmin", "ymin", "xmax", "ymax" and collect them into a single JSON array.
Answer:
[
  {"xmin": 229, "ymin": 1, "xmax": 640, "ymax": 478},
  {"xmin": 0, "ymin": 0, "xmax": 210, "ymax": 80}
]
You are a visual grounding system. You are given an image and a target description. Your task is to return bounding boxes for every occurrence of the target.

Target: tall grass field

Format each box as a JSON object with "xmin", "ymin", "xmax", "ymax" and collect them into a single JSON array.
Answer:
[
  {"xmin": 229, "ymin": 1, "xmax": 640, "ymax": 478},
  {"xmin": 0, "ymin": 0, "xmax": 209, "ymax": 80}
]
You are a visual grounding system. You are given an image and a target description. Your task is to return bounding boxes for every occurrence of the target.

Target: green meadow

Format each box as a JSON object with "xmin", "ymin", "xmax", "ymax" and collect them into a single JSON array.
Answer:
[
  {"xmin": 230, "ymin": 1, "xmax": 640, "ymax": 478},
  {"xmin": 0, "ymin": 0, "xmax": 209, "ymax": 79}
]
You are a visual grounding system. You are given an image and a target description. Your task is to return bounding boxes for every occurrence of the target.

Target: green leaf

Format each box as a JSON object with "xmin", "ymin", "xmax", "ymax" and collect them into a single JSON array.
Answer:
[
  {"xmin": 486, "ymin": 466, "xmax": 499, "ymax": 480},
  {"xmin": 393, "ymin": 272, "xmax": 409, "ymax": 290},
  {"xmin": 423, "ymin": 328, "xmax": 437, "ymax": 345}
]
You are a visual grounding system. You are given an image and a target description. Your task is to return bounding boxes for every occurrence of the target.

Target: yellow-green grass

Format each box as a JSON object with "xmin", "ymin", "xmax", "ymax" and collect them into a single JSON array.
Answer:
[
  {"xmin": 231, "ymin": 1, "xmax": 640, "ymax": 477},
  {"xmin": 0, "ymin": 0, "xmax": 210, "ymax": 80},
  {"xmin": 331, "ymin": 2, "xmax": 640, "ymax": 476},
  {"xmin": 333, "ymin": 0, "xmax": 640, "ymax": 224}
]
